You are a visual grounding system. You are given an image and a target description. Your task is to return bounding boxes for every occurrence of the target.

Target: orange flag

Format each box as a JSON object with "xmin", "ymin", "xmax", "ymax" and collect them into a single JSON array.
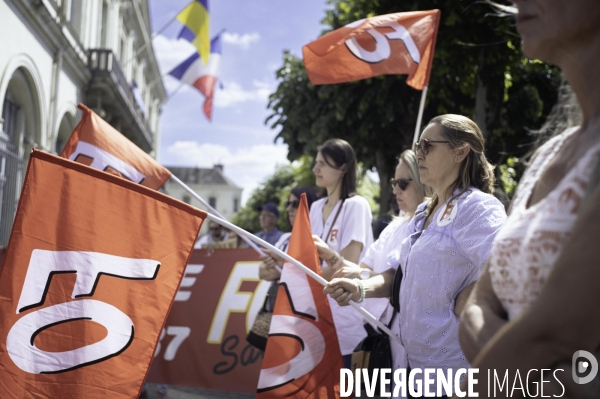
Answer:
[
  {"xmin": 60, "ymin": 103, "xmax": 172, "ymax": 189},
  {"xmin": 257, "ymin": 193, "xmax": 343, "ymax": 398},
  {"xmin": 303, "ymin": 10, "xmax": 441, "ymax": 90},
  {"xmin": 0, "ymin": 150, "xmax": 205, "ymax": 398}
]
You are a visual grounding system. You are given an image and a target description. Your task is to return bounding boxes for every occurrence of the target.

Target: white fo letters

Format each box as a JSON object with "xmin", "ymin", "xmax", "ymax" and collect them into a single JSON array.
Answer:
[
  {"xmin": 345, "ymin": 19, "xmax": 421, "ymax": 64},
  {"xmin": 256, "ymin": 262, "xmax": 325, "ymax": 391},
  {"xmin": 70, "ymin": 141, "xmax": 146, "ymax": 183},
  {"xmin": 7, "ymin": 249, "xmax": 159, "ymax": 374}
]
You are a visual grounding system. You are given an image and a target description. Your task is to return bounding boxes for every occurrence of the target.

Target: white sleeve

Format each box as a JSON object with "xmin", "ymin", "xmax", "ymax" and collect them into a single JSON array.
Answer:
[{"xmin": 338, "ymin": 196, "xmax": 373, "ymax": 253}]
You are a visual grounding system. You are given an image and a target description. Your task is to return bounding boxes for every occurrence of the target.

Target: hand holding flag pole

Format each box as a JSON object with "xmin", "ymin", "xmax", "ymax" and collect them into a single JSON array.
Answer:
[{"xmin": 199, "ymin": 207, "xmax": 401, "ymax": 345}]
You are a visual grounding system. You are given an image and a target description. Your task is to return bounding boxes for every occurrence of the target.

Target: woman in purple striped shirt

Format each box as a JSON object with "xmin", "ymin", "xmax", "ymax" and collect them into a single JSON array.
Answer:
[{"xmin": 325, "ymin": 115, "xmax": 507, "ymax": 397}]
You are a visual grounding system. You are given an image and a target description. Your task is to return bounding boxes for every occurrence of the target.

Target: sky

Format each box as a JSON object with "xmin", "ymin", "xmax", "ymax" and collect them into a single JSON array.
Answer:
[{"xmin": 148, "ymin": 0, "xmax": 330, "ymax": 203}]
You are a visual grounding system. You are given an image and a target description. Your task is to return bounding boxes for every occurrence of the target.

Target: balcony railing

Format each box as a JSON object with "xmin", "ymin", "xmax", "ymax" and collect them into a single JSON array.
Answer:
[{"xmin": 87, "ymin": 49, "xmax": 153, "ymax": 149}]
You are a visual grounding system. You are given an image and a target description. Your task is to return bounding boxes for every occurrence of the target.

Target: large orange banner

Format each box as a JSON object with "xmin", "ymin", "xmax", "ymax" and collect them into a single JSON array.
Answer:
[
  {"xmin": 0, "ymin": 151, "xmax": 205, "ymax": 398},
  {"xmin": 147, "ymin": 248, "xmax": 268, "ymax": 393}
]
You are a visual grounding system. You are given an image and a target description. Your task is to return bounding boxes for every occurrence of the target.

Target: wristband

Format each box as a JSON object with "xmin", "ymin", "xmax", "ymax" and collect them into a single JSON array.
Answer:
[{"xmin": 354, "ymin": 279, "xmax": 365, "ymax": 303}]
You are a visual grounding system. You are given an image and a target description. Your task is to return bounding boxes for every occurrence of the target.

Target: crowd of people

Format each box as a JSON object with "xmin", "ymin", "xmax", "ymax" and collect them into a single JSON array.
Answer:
[
  {"xmin": 194, "ymin": 1, "xmax": 600, "ymax": 397},
  {"xmin": 253, "ymin": 1, "xmax": 600, "ymax": 396}
]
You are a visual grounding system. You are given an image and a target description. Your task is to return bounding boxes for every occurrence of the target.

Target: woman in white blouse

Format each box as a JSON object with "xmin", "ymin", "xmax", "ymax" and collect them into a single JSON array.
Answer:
[
  {"xmin": 309, "ymin": 138, "xmax": 374, "ymax": 367},
  {"xmin": 314, "ymin": 149, "xmax": 427, "ymax": 374},
  {"xmin": 459, "ymin": 0, "xmax": 600, "ymax": 395}
]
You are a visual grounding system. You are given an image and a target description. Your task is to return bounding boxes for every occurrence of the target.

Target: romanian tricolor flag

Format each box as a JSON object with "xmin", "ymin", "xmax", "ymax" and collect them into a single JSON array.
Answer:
[
  {"xmin": 177, "ymin": 0, "xmax": 210, "ymax": 65},
  {"xmin": 168, "ymin": 34, "xmax": 222, "ymax": 121},
  {"xmin": 303, "ymin": 10, "xmax": 441, "ymax": 90}
]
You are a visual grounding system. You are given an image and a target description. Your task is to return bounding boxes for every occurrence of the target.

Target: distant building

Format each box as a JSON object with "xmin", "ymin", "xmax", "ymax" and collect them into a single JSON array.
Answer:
[
  {"xmin": 0, "ymin": 0, "xmax": 166, "ymax": 246},
  {"xmin": 164, "ymin": 165, "xmax": 243, "ymax": 236}
]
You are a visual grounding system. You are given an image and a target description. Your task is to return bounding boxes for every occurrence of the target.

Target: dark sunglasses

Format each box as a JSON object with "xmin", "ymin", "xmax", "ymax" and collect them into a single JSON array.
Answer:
[
  {"xmin": 413, "ymin": 138, "xmax": 450, "ymax": 155},
  {"xmin": 285, "ymin": 200, "xmax": 299, "ymax": 209},
  {"xmin": 390, "ymin": 178, "xmax": 412, "ymax": 191}
]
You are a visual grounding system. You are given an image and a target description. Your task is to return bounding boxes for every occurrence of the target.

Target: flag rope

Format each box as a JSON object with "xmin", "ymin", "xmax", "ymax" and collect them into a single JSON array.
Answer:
[{"xmin": 175, "ymin": 176, "xmax": 401, "ymax": 344}]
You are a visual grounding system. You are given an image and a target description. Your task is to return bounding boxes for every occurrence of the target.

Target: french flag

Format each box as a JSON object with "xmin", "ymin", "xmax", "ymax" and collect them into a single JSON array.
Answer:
[{"xmin": 168, "ymin": 34, "xmax": 222, "ymax": 121}]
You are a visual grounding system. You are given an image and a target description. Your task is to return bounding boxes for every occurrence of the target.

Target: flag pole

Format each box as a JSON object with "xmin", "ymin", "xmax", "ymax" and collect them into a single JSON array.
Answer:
[
  {"xmin": 122, "ymin": 1, "xmax": 193, "ymax": 68},
  {"xmin": 412, "ymin": 85, "xmax": 428, "ymax": 144},
  {"xmin": 198, "ymin": 207, "xmax": 401, "ymax": 344},
  {"xmin": 170, "ymin": 175, "xmax": 268, "ymax": 258}
]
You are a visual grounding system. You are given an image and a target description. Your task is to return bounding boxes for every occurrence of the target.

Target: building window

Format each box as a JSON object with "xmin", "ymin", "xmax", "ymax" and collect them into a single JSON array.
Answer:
[
  {"xmin": 209, "ymin": 196, "xmax": 216, "ymax": 209},
  {"xmin": 2, "ymin": 98, "xmax": 20, "ymax": 139},
  {"xmin": 182, "ymin": 195, "xmax": 191, "ymax": 204},
  {"xmin": 233, "ymin": 198, "xmax": 239, "ymax": 213}
]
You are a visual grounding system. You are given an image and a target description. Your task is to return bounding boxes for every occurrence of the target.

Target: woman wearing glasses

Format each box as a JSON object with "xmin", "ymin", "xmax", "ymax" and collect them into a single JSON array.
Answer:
[
  {"xmin": 309, "ymin": 138, "xmax": 374, "ymax": 367},
  {"xmin": 314, "ymin": 149, "xmax": 426, "ymax": 373},
  {"xmin": 325, "ymin": 115, "xmax": 506, "ymax": 395}
]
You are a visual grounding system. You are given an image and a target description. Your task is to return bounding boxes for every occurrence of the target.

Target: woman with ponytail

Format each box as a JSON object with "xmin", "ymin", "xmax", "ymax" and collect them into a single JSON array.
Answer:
[{"xmin": 325, "ymin": 115, "xmax": 506, "ymax": 396}]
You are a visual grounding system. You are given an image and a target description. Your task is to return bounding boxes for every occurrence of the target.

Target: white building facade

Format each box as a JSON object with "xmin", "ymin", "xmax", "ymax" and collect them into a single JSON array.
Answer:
[
  {"xmin": 164, "ymin": 165, "xmax": 243, "ymax": 236},
  {"xmin": 0, "ymin": 0, "xmax": 167, "ymax": 246}
]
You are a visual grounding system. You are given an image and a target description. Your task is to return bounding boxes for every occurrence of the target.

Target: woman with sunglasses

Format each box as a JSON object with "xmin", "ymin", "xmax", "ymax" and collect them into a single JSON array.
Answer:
[
  {"xmin": 310, "ymin": 138, "xmax": 374, "ymax": 367},
  {"xmin": 251, "ymin": 186, "xmax": 319, "ymax": 351},
  {"xmin": 314, "ymin": 149, "xmax": 426, "ymax": 373},
  {"xmin": 325, "ymin": 115, "xmax": 506, "ymax": 395}
]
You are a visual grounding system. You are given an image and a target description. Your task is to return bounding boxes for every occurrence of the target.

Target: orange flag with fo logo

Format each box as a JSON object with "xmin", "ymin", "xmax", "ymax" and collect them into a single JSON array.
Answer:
[
  {"xmin": 61, "ymin": 103, "xmax": 172, "ymax": 189},
  {"xmin": 303, "ymin": 10, "xmax": 441, "ymax": 90},
  {"xmin": 257, "ymin": 193, "xmax": 343, "ymax": 398},
  {"xmin": 0, "ymin": 150, "xmax": 205, "ymax": 398}
]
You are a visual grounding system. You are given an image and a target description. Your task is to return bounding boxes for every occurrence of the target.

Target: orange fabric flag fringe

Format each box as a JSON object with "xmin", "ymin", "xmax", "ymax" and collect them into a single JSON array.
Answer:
[
  {"xmin": 61, "ymin": 103, "xmax": 172, "ymax": 190},
  {"xmin": 0, "ymin": 151, "xmax": 206, "ymax": 398},
  {"xmin": 257, "ymin": 193, "xmax": 343, "ymax": 398},
  {"xmin": 303, "ymin": 10, "xmax": 441, "ymax": 90}
]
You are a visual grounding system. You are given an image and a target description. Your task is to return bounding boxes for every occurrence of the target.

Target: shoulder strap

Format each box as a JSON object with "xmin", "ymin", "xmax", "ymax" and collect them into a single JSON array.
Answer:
[{"xmin": 323, "ymin": 199, "xmax": 346, "ymax": 243}]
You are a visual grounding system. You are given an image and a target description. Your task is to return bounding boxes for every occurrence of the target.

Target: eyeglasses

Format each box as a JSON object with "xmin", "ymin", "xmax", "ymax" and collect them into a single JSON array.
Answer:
[
  {"xmin": 390, "ymin": 178, "xmax": 412, "ymax": 191},
  {"xmin": 413, "ymin": 139, "xmax": 450, "ymax": 155},
  {"xmin": 210, "ymin": 226, "xmax": 222, "ymax": 231},
  {"xmin": 285, "ymin": 200, "xmax": 299, "ymax": 209}
]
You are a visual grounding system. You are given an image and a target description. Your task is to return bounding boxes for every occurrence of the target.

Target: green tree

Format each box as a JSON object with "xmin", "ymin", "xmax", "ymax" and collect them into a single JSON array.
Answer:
[
  {"xmin": 266, "ymin": 0, "xmax": 562, "ymax": 213},
  {"xmin": 231, "ymin": 156, "xmax": 315, "ymax": 233},
  {"xmin": 232, "ymin": 155, "xmax": 381, "ymax": 233}
]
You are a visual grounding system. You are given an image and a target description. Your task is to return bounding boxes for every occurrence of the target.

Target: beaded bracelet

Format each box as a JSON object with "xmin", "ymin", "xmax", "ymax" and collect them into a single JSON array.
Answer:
[{"xmin": 354, "ymin": 279, "xmax": 365, "ymax": 303}]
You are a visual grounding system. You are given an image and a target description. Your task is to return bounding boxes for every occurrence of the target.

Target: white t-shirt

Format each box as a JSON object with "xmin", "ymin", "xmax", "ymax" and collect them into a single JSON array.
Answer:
[
  {"xmin": 273, "ymin": 232, "xmax": 291, "ymax": 252},
  {"xmin": 361, "ymin": 217, "xmax": 410, "ymax": 321},
  {"xmin": 309, "ymin": 195, "xmax": 374, "ymax": 355}
]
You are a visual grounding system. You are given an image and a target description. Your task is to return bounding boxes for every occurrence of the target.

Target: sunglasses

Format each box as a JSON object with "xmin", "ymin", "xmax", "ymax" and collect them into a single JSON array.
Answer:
[
  {"xmin": 285, "ymin": 200, "xmax": 299, "ymax": 209},
  {"xmin": 210, "ymin": 226, "xmax": 222, "ymax": 231},
  {"xmin": 413, "ymin": 138, "xmax": 450, "ymax": 155},
  {"xmin": 390, "ymin": 178, "xmax": 412, "ymax": 191}
]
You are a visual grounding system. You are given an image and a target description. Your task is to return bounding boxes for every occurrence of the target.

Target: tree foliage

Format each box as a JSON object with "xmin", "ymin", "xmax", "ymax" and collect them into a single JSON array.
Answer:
[
  {"xmin": 266, "ymin": 0, "xmax": 562, "ymax": 213},
  {"xmin": 231, "ymin": 156, "xmax": 315, "ymax": 233},
  {"xmin": 232, "ymin": 155, "xmax": 381, "ymax": 233}
]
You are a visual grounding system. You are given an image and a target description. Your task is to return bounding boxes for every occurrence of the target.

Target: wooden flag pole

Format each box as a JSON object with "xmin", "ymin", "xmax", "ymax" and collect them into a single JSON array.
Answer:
[{"xmin": 412, "ymin": 85, "xmax": 429, "ymax": 144}]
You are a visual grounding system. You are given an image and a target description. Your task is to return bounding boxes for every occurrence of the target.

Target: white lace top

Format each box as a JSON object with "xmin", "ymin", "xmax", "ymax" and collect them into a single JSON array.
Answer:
[{"xmin": 490, "ymin": 127, "xmax": 600, "ymax": 319}]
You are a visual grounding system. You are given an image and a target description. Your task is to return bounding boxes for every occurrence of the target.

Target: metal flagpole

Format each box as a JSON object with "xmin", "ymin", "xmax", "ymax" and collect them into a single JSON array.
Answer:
[
  {"xmin": 412, "ymin": 85, "xmax": 429, "ymax": 144},
  {"xmin": 122, "ymin": 1, "xmax": 193, "ymax": 68}
]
